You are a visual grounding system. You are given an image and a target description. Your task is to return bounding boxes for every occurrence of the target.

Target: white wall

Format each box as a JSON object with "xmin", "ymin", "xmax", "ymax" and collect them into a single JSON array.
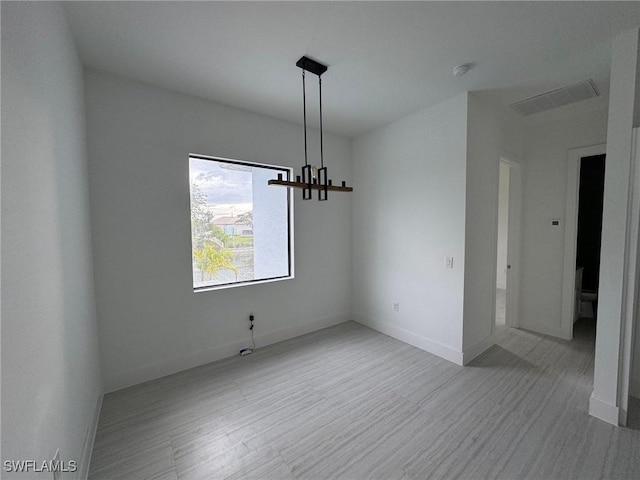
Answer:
[
  {"xmin": 635, "ymin": 48, "xmax": 640, "ymax": 393},
  {"xmin": 634, "ymin": 24, "xmax": 640, "ymax": 399},
  {"xmin": 496, "ymin": 163, "xmax": 510, "ymax": 290},
  {"xmin": 252, "ymin": 168, "xmax": 289, "ymax": 280},
  {"xmin": 351, "ymin": 93, "xmax": 523, "ymax": 365},
  {"xmin": 519, "ymin": 110, "xmax": 608, "ymax": 338},
  {"xmin": 632, "ymin": 128, "xmax": 640, "ymax": 400},
  {"xmin": 1, "ymin": 2, "xmax": 103, "ymax": 478},
  {"xmin": 352, "ymin": 94, "xmax": 468, "ymax": 363},
  {"xmin": 592, "ymin": 28, "xmax": 640, "ymax": 425},
  {"xmin": 462, "ymin": 94, "xmax": 523, "ymax": 360},
  {"xmin": 84, "ymin": 71, "xmax": 352, "ymax": 392}
]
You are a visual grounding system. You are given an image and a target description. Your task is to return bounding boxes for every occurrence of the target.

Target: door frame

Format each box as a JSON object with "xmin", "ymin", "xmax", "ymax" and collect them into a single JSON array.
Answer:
[
  {"xmin": 506, "ymin": 159, "xmax": 522, "ymax": 329},
  {"xmin": 561, "ymin": 144, "xmax": 606, "ymax": 339},
  {"xmin": 494, "ymin": 154, "xmax": 522, "ymax": 330},
  {"xmin": 619, "ymin": 128, "xmax": 640, "ymax": 425}
]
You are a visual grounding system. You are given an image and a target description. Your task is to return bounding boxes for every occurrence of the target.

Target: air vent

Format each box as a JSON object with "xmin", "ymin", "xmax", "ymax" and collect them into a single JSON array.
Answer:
[{"xmin": 511, "ymin": 80, "xmax": 599, "ymax": 116}]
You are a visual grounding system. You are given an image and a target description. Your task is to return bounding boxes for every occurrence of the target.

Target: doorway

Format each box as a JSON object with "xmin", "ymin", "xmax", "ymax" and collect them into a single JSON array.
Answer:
[
  {"xmin": 495, "ymin": 162, "xmax": 510, "ymax": 329},
  {"xmin": 574, "ymin": 154, "xmax": 605, "ymax": 339},
  {"xmin": 561, "ymin": 144, "xmax": 606, "ymax": 339},
  {"xmin": 495, "ymin": 158, "xmax": 522, "ymax": 331}
]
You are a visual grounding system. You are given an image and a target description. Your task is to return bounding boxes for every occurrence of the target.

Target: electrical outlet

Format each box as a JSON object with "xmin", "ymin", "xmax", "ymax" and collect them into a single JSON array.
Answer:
[
  {"xmin": 445, "ymin": 257, "xmax": 454, "ymax": 269},
  {"xmin": 393, "ymin": 301, "xmax": 400, "ymax": 312}
]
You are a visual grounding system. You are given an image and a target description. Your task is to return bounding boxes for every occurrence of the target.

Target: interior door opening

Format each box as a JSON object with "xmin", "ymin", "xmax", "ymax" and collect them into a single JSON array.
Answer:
[
  {"xmin": 495, "ymin": 162, "xmax": 510, "ymax": 330},
  {"xmin": 495, "ymin": 158, "xmax": 521, "ymax": 332},
  {"xmin": 574, "ymin": 154, "xmax": 605, "ymax": 341}
]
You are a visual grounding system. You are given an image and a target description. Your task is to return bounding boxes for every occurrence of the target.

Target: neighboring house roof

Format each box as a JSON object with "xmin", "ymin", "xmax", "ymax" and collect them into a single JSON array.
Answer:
[{"xmin": 212, "ymin": 216, "xmax": 239, "ymax": 226}]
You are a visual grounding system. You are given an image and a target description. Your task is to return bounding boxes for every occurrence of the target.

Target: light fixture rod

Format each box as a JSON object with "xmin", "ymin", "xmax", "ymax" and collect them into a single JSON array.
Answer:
[
  {"xmin": 302, "ymin": 70, "xmax": 308, "ymax": 167},
  {"xmin": 319, "ymin": 76, "xmax": 324, "ymax": 169}
]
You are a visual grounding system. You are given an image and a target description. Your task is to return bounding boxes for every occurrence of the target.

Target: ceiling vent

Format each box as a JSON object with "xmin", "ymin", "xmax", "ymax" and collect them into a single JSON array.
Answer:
[{"xmin": 510, "ymin": 80, "xmax": 600, "ymax": 116}]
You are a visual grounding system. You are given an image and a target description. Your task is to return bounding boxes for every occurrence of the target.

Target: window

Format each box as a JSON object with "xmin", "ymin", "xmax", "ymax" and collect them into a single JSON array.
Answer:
[{"xmin": 189, "ymin": 154, "xmax": 293, "ymax": 290}]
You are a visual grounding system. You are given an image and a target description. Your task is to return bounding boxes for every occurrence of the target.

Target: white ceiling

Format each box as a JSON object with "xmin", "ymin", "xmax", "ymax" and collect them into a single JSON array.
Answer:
[{"xmin": 65, "ymin": 1, "xmax": 640, "ymax": 138}]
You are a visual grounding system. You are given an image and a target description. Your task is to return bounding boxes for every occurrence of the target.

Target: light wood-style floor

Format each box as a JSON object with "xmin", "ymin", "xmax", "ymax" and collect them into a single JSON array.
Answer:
[{"xmin": 89, "ymin": 320, "xmax": 640, "ymax": 480}]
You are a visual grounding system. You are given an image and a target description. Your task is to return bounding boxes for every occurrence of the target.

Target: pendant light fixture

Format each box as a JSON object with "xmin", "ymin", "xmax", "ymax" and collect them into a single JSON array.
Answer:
[{"xmin": 268, "ymin": 56, "xmax": 353, "ymax": 201}]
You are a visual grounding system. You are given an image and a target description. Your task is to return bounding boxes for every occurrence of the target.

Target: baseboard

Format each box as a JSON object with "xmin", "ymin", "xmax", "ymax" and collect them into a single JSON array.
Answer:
[
  {"xmin": 78, "ymin": 390, "xmax": 103, "ymax": 479},
  {"xmin": 463, "ymin": 334, "xmax": 495, "ymax": 365},
  {"xmin": 354, "ymin": 313, "xmax": 463, "ymax": 365},
  {"xmin": 589, "ymin": 393, "xmax": 620, "ymax": 426},
  {"xmin": 255, "ymin": 314, "xmax": 348, "ymax": 348},
  {"xmin": 104, "ymin": 313, "xmax": 350, "ymax": 392}
]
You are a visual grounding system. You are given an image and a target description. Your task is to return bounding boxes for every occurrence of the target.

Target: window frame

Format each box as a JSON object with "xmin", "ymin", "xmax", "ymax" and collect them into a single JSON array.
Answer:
[{"xmin": 189, "ymin": 153, "xmax": 294, "ymax": 292}]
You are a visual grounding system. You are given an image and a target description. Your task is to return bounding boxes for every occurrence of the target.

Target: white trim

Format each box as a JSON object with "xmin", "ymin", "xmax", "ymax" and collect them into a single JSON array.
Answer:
[
  {"xmin": 491, "ymin": 154, "xmax": 523, "ymax": 336},
  {"xmin": 489, "ymin": 155, "xmax": 502, "ymax": 337},
  {"xmin": 561, "ymin": 144, "xmax": 606, "ymax": 339},
  {"xmin": 354, "ymin": 313, "xmax": 463, "ymax": 365},
  {"xmin": 79, "ymin": 391, "xmax": 103, "ymax": 480},
  {"xmin": 463, "ymin": 334, "xmax": 496, "ymax": 364},
  {"xmin": 505, "ymin": 158, "xmax": 523, "ymax": 329},
  {"xmin": 104, "ymin": 313, "xmax": 350, "ymax": 392},
  {"xmin": 194, "ymin": 274, "xmax": 294, "ymax": 293},
  {"xmin": 589, "ymin": 393, "xmax": 620, "ymax": 426},
  {"xmin": 489, "ymin": 150, "xmax": 526, "ymax": 337},
  {"xmin": 619, "ymin": 128, "xmax": 640, "ymax": 425}
]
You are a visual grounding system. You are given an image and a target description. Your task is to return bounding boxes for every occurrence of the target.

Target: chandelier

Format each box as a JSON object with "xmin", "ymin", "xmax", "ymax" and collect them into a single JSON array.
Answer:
[{"xmin": 268, "ymin": 56, "xmax": 353, "ymax": 201}]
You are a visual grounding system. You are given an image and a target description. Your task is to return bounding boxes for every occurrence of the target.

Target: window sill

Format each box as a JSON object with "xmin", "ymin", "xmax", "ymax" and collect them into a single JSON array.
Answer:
[{"xmin": 193, "ymin": 274, "xmax": 294, "ymax": 293}]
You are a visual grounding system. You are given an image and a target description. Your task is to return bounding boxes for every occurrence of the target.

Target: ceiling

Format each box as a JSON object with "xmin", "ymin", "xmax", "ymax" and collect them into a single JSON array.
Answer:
[{"xmin": 64, "ymin": 1, "xmax": 640, "ymax": 138}]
